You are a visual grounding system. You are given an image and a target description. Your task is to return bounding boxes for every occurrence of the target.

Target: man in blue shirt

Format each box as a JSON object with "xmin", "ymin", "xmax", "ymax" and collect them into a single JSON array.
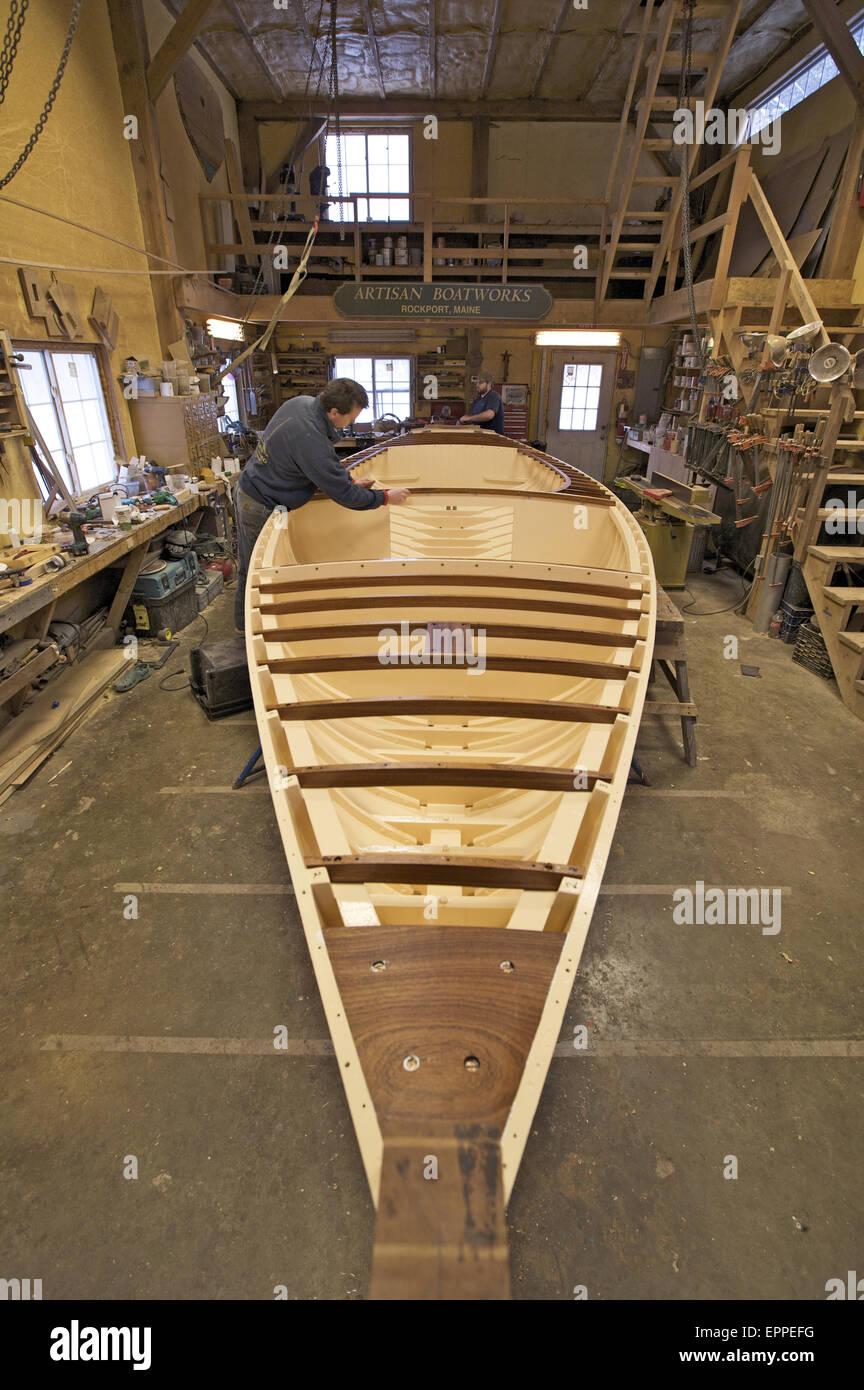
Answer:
[
  {"xmin": 233, "ymin": 378, "xmax": 409, "ymax": 630},
  {"xmin": 459, "ymin": 371, "xmax": 504, "ymax": 433}
]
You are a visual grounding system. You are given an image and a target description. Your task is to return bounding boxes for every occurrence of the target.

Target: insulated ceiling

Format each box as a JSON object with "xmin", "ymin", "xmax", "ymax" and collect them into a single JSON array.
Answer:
[{"xmin": 165, "ymin": 0, "xmax": 817, "ymax": 108}]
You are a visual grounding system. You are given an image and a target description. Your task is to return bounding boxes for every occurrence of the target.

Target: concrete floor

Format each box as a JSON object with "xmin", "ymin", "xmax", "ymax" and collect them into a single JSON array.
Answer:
[{"xmin": 1, "ymin": 572, "xmax": 862, "ymax": 1300}]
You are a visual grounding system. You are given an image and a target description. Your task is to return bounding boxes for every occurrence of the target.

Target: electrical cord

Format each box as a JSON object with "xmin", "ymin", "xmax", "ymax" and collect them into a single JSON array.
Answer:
[{"xmin": 679, "ymin": 557, "xmax": 758, "ymax": 615}]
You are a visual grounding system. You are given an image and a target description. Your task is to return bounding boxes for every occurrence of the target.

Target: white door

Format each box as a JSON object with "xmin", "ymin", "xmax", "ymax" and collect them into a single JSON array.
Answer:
[{"xmin": 545, "ymin": 349, "xmax": 616, "ymax": 480}]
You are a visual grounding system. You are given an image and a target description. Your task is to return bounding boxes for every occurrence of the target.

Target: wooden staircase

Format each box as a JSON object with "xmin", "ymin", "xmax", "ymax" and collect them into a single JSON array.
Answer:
[
  {"xmin": 802, "ymin": 526, "xmax": 864, "ymax": 720},
  {"xmin": 599, "ymin": 0, "xmax": 745, "ymax": 303}
]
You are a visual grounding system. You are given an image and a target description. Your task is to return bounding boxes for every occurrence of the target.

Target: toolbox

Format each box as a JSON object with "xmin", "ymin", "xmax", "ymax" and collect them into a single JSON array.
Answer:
[
  {"xmin": 132, "ymin": 551, "xmax": 198, "ymax": 599},
  {"xmin": 189, "ymin": 636, "xmax": 253, "ymax": 718},
  {"xmin": 195, "ymin": 568, "xmax": 224, "ymax": 611},
  {"xmin": 129, "ymin": 573, "xmax": 198, "ymax": 636}
]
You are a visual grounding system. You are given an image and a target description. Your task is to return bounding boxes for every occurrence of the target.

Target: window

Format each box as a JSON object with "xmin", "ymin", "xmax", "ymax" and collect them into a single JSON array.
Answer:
[
  {"xmin": 559, "ymin": 363, "xmax": 602, "ymax": 432},
  {"xmin": 747, "ymin": 15, "xmax": 864, "ymax": 136},
  {"xmin": 323, "ymin": 131, "xmax": 410, "ymax": 222},
  {"xmin": 333, "ymin": 357, "xmax": 413, "ymax": 426},
  {"xmin": 218, "ymin": 372, "xmax": 240, "ymax": 425},
  {"xmin": 18, "ymin": 348, "xmax": 116, "ymax": 494}
]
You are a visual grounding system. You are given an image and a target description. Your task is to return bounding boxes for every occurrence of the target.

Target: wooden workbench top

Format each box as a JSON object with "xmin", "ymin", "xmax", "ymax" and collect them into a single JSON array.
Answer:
[{"xmin": 0, "ymin": 483, "xmax": 226, "ymax": 636}]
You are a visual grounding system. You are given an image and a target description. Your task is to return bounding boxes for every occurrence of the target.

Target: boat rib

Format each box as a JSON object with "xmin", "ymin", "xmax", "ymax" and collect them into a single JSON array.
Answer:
[{"xmin": 246, "ymin": 427, "xmax": 656, "ymax": 1300}]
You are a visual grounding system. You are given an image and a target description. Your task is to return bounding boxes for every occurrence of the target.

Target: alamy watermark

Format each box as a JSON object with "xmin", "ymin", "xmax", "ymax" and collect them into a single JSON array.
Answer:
[
  {"xmin": 378, "ymin": 622, "xmax": 486, "ymax": 674},
  {"xmin": 673, "ymin": 101, "xmax": 780, "ymax": 156},
  {"xmin": 672, "ymin": 881, "xmax": 782, "ymax": 935}
]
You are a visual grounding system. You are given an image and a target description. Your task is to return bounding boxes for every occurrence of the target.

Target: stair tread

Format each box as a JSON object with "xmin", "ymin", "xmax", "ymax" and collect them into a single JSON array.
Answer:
[
  {"xmin": 838, "ymin": 629, "xmax": 864, "ymax": 652},
  {"xmin": 827, "ymin": 472, "xmax": 864, "ymax": 483},
  {"xmin": 808, "ymin": 544, "xmax": 864, "ymax": 561},
  {"xmin": 816, "ymin": 507, "xmax": 864, "ymax": 517},
  {"xmin": 822, "ymin": 587, "xmax": 864, "ymax": 604}
]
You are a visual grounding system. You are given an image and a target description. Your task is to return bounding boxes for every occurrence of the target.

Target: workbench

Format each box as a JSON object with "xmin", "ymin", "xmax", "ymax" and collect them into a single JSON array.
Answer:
[
  {"xmin": 643, "ymin": 587, "xmax": 698, "ymax": 766},
  {"xmin": 0, "ymin": 483, "xmax": 228, "ymax": 713}
]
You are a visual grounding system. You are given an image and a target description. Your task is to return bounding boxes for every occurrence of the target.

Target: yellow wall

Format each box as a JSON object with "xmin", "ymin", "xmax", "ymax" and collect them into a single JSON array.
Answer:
[
  {"xmin": 143, "ymin": 0, "xmax": 239, "ymax": 271},
  {"xmin": 0, "ymin": 0, "xmax": 162, "ymax": 500}
]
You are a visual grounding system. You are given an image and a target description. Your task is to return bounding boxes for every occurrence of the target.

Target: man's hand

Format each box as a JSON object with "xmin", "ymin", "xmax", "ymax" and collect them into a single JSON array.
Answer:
[
  {"xmin": 388, "ymin": 488, "xmax": 410, "ymax": 505},
  {"xmin": 458, "ymin": 414, "xmax": 471, "ymax": 424},
  {"xmin": 356, "ymin": 476, "xmax": 375, "ymax": 488}
]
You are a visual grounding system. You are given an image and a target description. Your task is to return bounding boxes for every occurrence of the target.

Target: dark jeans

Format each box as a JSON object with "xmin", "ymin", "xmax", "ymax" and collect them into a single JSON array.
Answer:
[{"xmin": 234, "ymin": 487, "xmax": 276, "ymax": 630}]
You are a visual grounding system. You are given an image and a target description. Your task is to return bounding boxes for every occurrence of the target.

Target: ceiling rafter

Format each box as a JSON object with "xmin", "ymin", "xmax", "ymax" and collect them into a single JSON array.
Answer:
[
  {"xmin": 241, "ymin": 97, "xmax": 622, "ymax": 120},
  {"xmin": 159, "ymin": 0, "xmax": 240, "ymax": 99},
  {"xmin": 530, "ymin": 0, "xmax": 570, "ymax": 101},
  {"xmin": 482, "ymin": 0, "xmax": 506, "ymax": 100},
  {"xmin": 222, "ymin": 0, "xmax": 287, "ymax": 100},
  {"xmin": 146, "ymin": 0, "xmax": 218, "ymax": 101},
  {"xmin": 361, "ymin": 0, "xmax": 386, "ymax": 100}
]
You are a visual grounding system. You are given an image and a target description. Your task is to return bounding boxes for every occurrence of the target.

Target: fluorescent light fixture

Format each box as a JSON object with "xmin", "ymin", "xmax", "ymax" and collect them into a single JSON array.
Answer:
[
  {"xmin": 206, "ymin": 317, "xmax": 244, "ymax": 342},
  {"xmin": 329, "ymin": 330, "xmax": 416, "ymax": 343},
  {"xmin": 535, "ymin": 331, "xmax": 621, "ymax": 348}
]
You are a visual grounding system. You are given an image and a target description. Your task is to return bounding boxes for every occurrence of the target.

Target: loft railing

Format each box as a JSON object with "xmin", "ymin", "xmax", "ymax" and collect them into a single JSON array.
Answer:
[{"xmin": 198, "ymin": 191, "xmax": 632, "ymax": 286}]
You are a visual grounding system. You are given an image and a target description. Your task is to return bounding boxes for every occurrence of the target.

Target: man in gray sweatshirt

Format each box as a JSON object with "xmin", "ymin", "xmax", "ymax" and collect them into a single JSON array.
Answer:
[{"xmin": 233, "ymin": 378, "xmax": 409, "ymax": 630}]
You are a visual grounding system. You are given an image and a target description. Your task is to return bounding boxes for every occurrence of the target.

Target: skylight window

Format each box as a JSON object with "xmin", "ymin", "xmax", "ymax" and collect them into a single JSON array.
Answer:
[{"xmin": 747, "ymin": 16, "xmax": 864, "ymax": 136}]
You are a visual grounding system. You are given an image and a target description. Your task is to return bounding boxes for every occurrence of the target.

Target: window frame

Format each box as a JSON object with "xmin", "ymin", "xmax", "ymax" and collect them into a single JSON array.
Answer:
[
  {"xmin": 13, "ymin": 338, "xmax": 124, "ymax": 498},
  {"xmin": 323, "ymin": 127, "xmax": 414, "ymax": 223},
  {"xmin": 746, "ymin": 12, "xmax": 864, "ymax": 137},
  {"xmin": 332, "ymin": 354, "xmax": 415, "ymax": 425}
]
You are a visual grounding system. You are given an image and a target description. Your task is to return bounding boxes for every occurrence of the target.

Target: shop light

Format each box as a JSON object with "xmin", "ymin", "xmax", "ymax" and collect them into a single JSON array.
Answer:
[
  {"xmin": 534, "ymin": 331, "xmax": 621, "ymax": 348},
  {"xmin": 206, "ymin": 317, "xmax": 245, "ymax": 342}
]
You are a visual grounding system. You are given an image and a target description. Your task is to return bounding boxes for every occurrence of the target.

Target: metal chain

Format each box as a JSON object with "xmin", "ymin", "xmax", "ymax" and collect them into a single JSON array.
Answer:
[
  {"xmin": 0, "ymin": 0, "xmax": 29, "ymax": 107},
  {"xmin": 0, "ymin": 0, "xmax": 81, "ymax": 189},
  {"xmin": 329, "ymin": 0, "xmax": 345, "ymax": 240},
  {"xmin": 678, "ymin": 0, "xmax": 705, "ymax": 372}
]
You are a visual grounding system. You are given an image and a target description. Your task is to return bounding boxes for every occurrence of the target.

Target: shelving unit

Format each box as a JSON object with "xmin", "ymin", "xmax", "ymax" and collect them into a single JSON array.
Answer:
[
  {"xmin": 665, "ymin": 329, "xmax": 702, "ymax": 417},
  {"xmin": 274, "ymin": 340, "xmax": 331, "ymax": 403}
]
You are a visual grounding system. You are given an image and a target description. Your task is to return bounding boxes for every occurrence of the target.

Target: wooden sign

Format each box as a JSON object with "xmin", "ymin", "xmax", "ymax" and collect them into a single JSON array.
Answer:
[{"xmin": 334, "ymin": 283, "xmax": 553, "ymax": 320}]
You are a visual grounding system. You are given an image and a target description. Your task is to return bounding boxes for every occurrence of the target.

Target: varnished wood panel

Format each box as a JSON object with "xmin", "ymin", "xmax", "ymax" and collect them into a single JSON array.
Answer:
[
  {"xmin": 324, "ymin": 925, "xmax": 564, "ymax": 1135},
  {"xmin": 307, "ymin": 853, "xmax": 582, "ymax": 889},
  {"xmin": 278, "ymin": 695, "xmax": 622, "ymax": 724},
  {"xmin": 284, "ymin": 761, "xmax": 606, "ymax": 792}
]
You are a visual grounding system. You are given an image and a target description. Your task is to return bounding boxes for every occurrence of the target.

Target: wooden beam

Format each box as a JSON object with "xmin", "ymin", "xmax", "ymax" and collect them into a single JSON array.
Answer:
[
  {"xmin": 267, "ymin": 652, "xmax": 632, "ymax": 680},
  {"xmin": 648, "ymin": 277, "xmax": 713, "ymax": 325},
  {"xmin": 800, "ymin": 0, "xmax": 864, "ymax": 107},
  {"xmin": 708, "ymin": 145, "xmax": 752, "ymax": 312},
  {"xmin": 237, "ymin": 102, "xmax": 262, "ymax": 197},
  {"xmin": 158, "ymin": 0, "xmax": 239, "ymax": 99},
  {"xmin": 259, "ymin": 592, "xmax": 645, "ymax": 623},
  {"xmin": 361, "ymin": 0, "xmax": 386, "ymax": 100},
  {"xmin": 222, "ymin": 0, "xmax": 286, "ymax": 101},
  {"xmin": 146, "ymin": 0, "xmax": 217, "ymax": 102},
  {"xmin": 747, "ymin": 174, "xmax": 830, "ymax": 343},
  {"xmin": 259, "ymin": 619, "xmax": 640, "ymax": 647},
  {"xmin": 305, "ymin": 853, "xmax": 582, "ymax": 890},
  {"xmin": 277, "ymin": 696, "xmax": 622, "ymax": 724},
  {"xmin": 240, "ymin": 98, "xmax": 622, "ymax": 122},
  {"xmin": 482, "ymin": 0, "xmax": 505, "ymax": 99},
  {"xmin": 823, "ymin": 110, "xmax": 864, "ymax": 277},
  {"xmin": 107, "ymin": 0, "xmax": 185, "ymax": 353},
  {"xmin": 257, "ymin": 571, "xmax": 644, "ymax": 599},
  {"xmin": 276, "ymin": 762, "xmax": 608, "ymax": 793},
  {"xmin": 530, "ymin": 0, "xmax": 569, "ymax": 100}
]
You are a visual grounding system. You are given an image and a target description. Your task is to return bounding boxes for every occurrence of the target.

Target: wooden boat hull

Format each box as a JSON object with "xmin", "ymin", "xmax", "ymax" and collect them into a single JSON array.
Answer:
[{"xmin": 246, "ymin": 428, "xmax": 655, "ymax": 1298}]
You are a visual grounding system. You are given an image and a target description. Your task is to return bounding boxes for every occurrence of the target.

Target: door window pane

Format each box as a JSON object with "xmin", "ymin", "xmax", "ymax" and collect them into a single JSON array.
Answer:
[{"xmin": 558, "ymin": 361, "xmax": 603, "ymax": 431}]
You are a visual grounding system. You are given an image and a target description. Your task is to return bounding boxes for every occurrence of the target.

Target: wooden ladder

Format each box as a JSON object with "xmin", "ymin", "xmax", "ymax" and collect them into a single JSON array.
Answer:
[{"xmin": 599, "ymin": 0, "xmax": 745, "ymax": 304}]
